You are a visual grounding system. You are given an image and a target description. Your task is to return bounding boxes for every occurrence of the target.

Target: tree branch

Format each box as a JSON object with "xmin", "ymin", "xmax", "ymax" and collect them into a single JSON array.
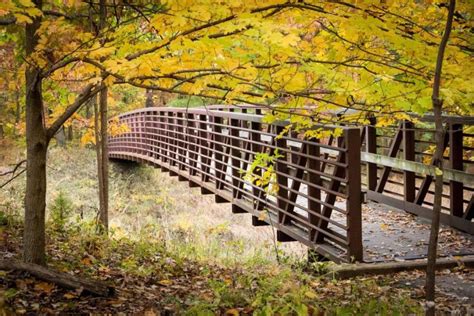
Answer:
[
  {"xmin": 46, "ymin": 83, "xmax": 103, "ymax": 139},
  {"xmin": 0, "ymin": 16, "xmax": 16, "ymax": 25},
  {"xmin": 0, "ymin": 160, "xmax": 26, "ymax": 177}
]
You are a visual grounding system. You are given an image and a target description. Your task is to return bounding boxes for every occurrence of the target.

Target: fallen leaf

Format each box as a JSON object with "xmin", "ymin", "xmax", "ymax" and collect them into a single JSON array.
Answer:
[
  {"xmin": 158, "ymin": 279, "xmax": 173, "ymax": 286},
  {"xmin": 305, "ymin": 290, "xmax": 318, "ymax": 299},
  {"xmin": 380, "ymin": 223, "xmax": 389, "ymax": 231},
  {"xmin": 225, "ymin": 308, "xmax": 239, "ymax": 316},
  {"xmin": 81, "ymin": 257, "xmax": 92, "ymax": 266},
  {"xmin": 34, "ymin": 282, "xmax": 55, "ymax": 294}
]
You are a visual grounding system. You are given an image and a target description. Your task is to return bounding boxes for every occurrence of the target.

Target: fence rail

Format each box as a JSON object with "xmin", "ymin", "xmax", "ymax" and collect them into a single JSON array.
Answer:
[{"xmin": 108, "ymin": 107, "xmax": 363, "ymax": 263}]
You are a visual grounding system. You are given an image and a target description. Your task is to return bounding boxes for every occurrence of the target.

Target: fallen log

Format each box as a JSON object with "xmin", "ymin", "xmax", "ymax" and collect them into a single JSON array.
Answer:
[
  {"xmin": 0, "ymin": 259, "xmax": 114, "ymax": 297},
  {"xmin": 326, "ymin": 256, "xmax": 474, "ymax": 279}
]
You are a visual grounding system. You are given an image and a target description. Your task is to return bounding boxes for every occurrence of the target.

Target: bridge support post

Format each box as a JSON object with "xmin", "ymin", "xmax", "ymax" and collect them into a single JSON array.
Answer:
[
  {"xmin": 198, "ymin": 114, "xmax": 212, "ymax": 194},
  {"xmin": 250, "ymin": 121, "xmax": 269, "ymax": 226},
  {"xmin": 346, "ymin": 128, "xmax": 363, "ymax": 262},
  {"xmin": 230, "ymin": 118, "xmax": 246, "ymax": 214},
  {"xmin": 214, "ymin": 116, "xmax": 229, "ymax": 204},
  {"xmin": 275, "ymin": 125, "xmax": 295, "ymax": 242},
  {"xmin": 449, "ymin": 123, "xmax": 464, "ymax": 217}
]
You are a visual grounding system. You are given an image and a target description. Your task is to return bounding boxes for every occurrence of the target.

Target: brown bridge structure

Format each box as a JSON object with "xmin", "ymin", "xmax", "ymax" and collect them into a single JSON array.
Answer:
[{"xmin": 108, "ymin": 106, "xmax": 474, "ymax": 263}]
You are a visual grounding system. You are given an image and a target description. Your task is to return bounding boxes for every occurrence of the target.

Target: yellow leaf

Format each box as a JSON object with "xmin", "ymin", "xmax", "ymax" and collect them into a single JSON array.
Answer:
[
  {"xmin": 304, "ymin": 290, "xmax": 318, "ymax": 299},
  {"xmin": 34, "ymin": 282, "xmax": 55, "ymax": 293},
  {"xmin": 13, "ymin": 13, "xmax": 32, "ymax": 24},
  {"xmin": 225, "ymin": 308, "xmax": 239, "ymax": 316},
  {"xmin": 158, "ymin": 279, "xmax": 173, "ymax": 286},
  {"xmin": 67, "ymin": 94, "xmax": 76, "ymax": 105},
  {"xmin": 81, "ymin": 257, "xmax": 92, "ymax": 266},
  {"xmin": 258, "ymin": 211, "xmax": 267, "ymax": 221},
  {"xmin": 435, "ymin": 167, "xmax": 443, "ymax": 176},
  {"xmin": 18, "ymin": 0, "xmax": 34, "ymax": 7},
  {"xmin": 380, "ymin": 223, "xmax": 388, "ymax": 231},
  {"xmin": 64, "ymin": 292, "xmax": 77, "ymax": 299}
]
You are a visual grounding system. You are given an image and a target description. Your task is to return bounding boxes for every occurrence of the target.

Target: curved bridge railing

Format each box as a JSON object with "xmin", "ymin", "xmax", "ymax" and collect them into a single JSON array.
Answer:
[{"xmin": 108, "ymin": 106, "xmax": 363, "ymax": 263}]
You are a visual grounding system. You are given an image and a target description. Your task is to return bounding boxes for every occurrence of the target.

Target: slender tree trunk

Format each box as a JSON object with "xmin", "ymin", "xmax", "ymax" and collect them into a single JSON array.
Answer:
[
  {"xmin": 23, "ymin": 0, "xmax": 47, "ymax": 265},
  {"xmin": 99, "ymin": 85, "xmax": 108, "ymax": 231},
  {"xmin": 96, "ymin": 0, "xmax": 109, "ymax": 231},
  {"xmin": 67, "ymin": 125, "xmax": 73, "ymax": 141},
  {"xmin": 15, "ymin": 91, "xmax": 21, "ymax": 123},
  {"xmin": 425, "ymin": 0, "xmax": 455, "ymax": 314},
  {"xmin": 145, "ymin": 89, "xmax": 154, "ymax": 107},
  {"xmin": 93, "ymin": 95, "xmax": 105, "ymax": 225},
  {"xmin": 55, "ymin": 126, "xmax": 66, "ymax": 147}
]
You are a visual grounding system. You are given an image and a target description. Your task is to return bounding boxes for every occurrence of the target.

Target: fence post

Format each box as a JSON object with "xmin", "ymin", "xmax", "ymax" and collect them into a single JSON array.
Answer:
[
  {"xmin": 199, "ymin": 114, "xmax": 213, "ymax": 195},
  {"xmin": 275, "ymin": 125, "xmax": 294, "ymax": 242},
  {"xmin": 230, "ymin": 118, "xmax": 246, "ymax": 213},
  {"xmin": 366, "ymin": 117, "xmax": 377, "ymax": 191},
  {"xmin": 308, "ymin": 139, "xmax": 321, "ymax": 241},
  {"xmin": 346, "ymin": 127, "xmax": 363, "ymax": 262},
  {"xmin": 176, "ymin": 112, "xmax": 187, "ymax": 181},
  {"xmin": 168, "ymin": 111, "xmax": 179, "ymax": 176},
  {"xmin": 187, "ymin": 112, "xmax": 199, "ymax": 185},
  {"xmin": 213, "ymin": 116, "xmax": 228, "ymax": 203},
  {"xmin": 403, "ymin": 120, "xmax": 416, "ymax": 202},
  {"xmin": 250, "ymin": 121, "xmax": 269, "ymax": 226},
  {"xmin": 449, "ymin": 123, "xmax": 464, "ymax": 217}
]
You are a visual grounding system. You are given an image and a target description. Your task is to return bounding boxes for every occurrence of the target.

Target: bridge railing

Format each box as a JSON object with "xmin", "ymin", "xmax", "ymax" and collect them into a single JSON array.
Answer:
[
  {"xmin": 109, "ymin": 107, "xmax": 363, "ymax": 263},
  {"xmin": 362, "ymin": 116, "xmax": 474, "ymax": 234}
]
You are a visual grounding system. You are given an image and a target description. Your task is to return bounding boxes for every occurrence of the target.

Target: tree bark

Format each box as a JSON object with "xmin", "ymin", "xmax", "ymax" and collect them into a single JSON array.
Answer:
[
  {"xmin": 99, "ymin": 84, "xmax": 108, "ymax": 231},
  {"xmin": 425, "ymin": 0, "xmax": 455, "ymax": 315},
  {"xmin": 93, "ymin": 95, "xmax": 105, "ymax": 225},
  {"xmin": 145, "ymin": 89, "xmax": 154, "ymax": 107},
  {"xmin": 67, "ymin": 125, "xmax": 73, "ymax": 141},
  {"xmin": 96, "ymin": 0, "xmax": 109, "ymax": 231},
  {"xmin": 23, "ymin": 0, "xmax": 48, "ymax": 266},
  {"xmin": 55, "ymin": 126, "xmax": 66, "ymax": 147},
  {"xmin": 15, "ymin": 91, "xmax": 21, "ymax": 123}
]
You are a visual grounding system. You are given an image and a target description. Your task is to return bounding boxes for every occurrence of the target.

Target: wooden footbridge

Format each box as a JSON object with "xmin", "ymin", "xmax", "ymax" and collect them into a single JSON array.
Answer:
[{"xmin": 108, "ymin": 106, "xmax": 474, "ymax": 263}]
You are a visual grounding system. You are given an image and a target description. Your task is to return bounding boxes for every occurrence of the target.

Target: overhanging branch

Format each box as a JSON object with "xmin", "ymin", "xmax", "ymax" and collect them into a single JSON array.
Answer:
[{"xmin": 46, "ymin": 83, "xmax": 103, "ymax": 139}]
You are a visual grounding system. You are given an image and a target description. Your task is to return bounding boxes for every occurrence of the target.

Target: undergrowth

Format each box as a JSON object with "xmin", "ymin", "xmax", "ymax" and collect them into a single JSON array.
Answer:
[{"xmin": 1, "ymin": 210, "xmax": 422, "ymax": 315}]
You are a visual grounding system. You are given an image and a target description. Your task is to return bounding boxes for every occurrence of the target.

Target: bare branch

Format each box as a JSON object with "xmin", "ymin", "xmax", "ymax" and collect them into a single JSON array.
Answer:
[
  {"xmin": 0, "ymin": 169, "xmax": 26, "ymax": 189},
  {"xmin": 0, "ymin": 160, "xmax": 26, "ymax": 177}
]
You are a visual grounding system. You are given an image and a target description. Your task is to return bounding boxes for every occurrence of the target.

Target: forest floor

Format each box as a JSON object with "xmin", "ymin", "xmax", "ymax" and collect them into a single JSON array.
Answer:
[{"xmin": 0, "ymin": 142, "xmax": 473, "ymax": 315}]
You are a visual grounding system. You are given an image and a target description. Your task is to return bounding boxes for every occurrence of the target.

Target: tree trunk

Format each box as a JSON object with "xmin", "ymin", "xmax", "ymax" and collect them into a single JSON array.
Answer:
[
  {"xmin": 425, "ymin": 0, "xmax": 455, "ymax": 314},
  {"xmin": 55, "ymin": 126, "xmax": 66, "ymax": 147},
  {"xmin": 67, "ymin": 125, "xmax": 73, "ymax": 141},
  {"xmin": 93, "ymin": 95, "xmax": 105, "ymax": 226},
  {"xmin": 23, "ymin": 0, "xmax": 47, "ymax": 265},
  {"xmin": 99, "ymin": 85, "xmax": 108, "ymax": 231},
  {"xmin": 96, "ymin": 0, "xmax": 109, "ymax": 232},
  {"xmin": 145, "ymin": 89, "xmax": 154, "ymax": 107},
  {"xmin": 15, "ymin": 91, "xmax": 21, "ymax": 123}
]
